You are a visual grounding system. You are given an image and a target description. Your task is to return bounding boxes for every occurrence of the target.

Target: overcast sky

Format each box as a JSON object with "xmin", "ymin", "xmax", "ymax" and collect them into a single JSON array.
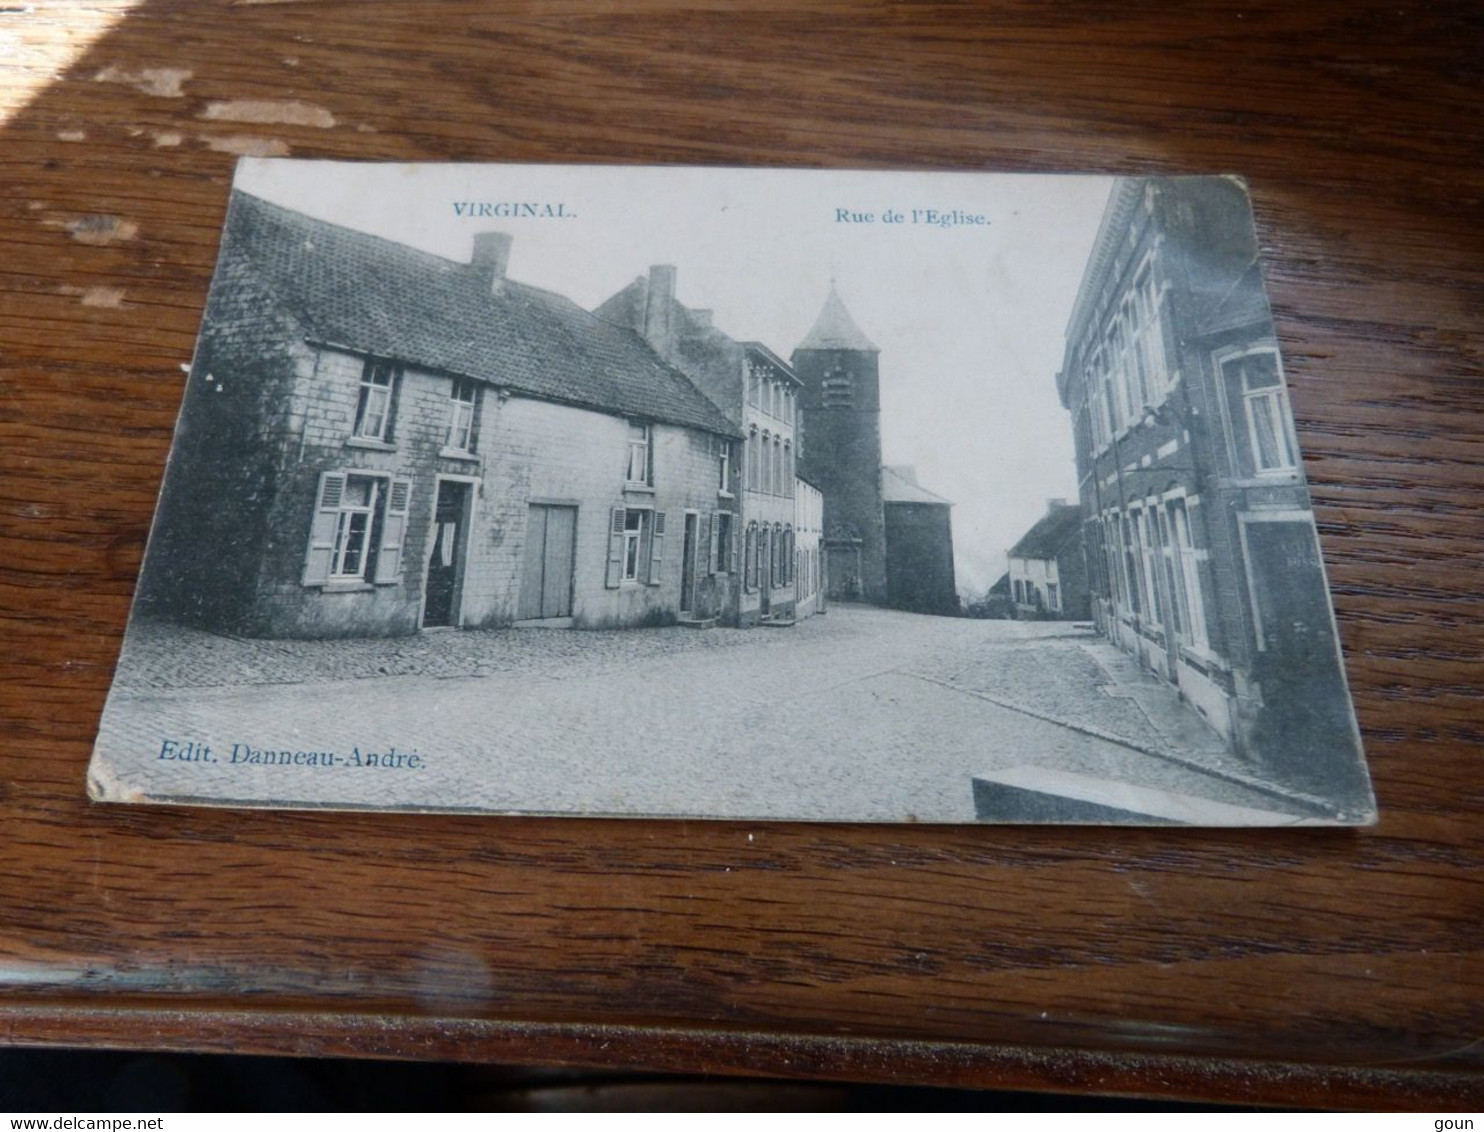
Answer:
[{"xmin": 235, "ymin": 160, "xmax": 1113, "ymax": 598}]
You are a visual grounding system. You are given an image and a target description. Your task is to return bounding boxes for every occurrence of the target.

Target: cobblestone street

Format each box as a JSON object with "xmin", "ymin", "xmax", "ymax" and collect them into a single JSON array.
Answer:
[{"xmin": 94, "ymin": 607, "xmax": 1320, "ymax": 823}]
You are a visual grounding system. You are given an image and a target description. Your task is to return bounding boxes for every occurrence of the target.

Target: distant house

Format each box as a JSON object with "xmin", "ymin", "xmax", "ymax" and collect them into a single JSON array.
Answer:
[
  {"xmin": 881, "ymin": 465, "xmax": 958, "ymax": 615},
  {"xmin": 595, "ymin": 269, "xmax": 801, "ymax": 626},
  {"xmin": 138, "ymin": 192, "xmax": 740, "ymax": 638},
  {"xmin": 1007, "ymin": 500, "xmax": 1089, "ymax": 620}
]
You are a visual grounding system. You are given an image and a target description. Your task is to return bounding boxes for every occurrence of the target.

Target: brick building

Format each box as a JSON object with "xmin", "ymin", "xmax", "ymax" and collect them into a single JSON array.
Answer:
[
  {"xmin": 1006, "ymin": 500, "xmax": 1089, "ymax": 620},
  {"xmin": 139, "ymin": 192, "xmax": 740, "ymax": 637},
  {"xmin": 792, "ymin": 287, "xmax": 956, "ymax": 612},
  {"xmin": 596, "ymin": 270, "xmax": 802, "ymax": 626},
  {"xmin": 1056, "ymin": 176, "xmax": 1367, "ymax": 797}
]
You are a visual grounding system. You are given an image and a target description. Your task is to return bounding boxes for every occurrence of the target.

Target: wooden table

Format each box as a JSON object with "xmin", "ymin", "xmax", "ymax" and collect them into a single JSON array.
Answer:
[{"xmin": 2, "ymin": 0, "xmax": 1481, "ymax": 1110}]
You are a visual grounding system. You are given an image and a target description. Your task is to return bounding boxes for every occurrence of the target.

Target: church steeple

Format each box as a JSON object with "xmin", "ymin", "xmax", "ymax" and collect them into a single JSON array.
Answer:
[
  {"xmin": 797, "ymin": 285, "xmax": 878, "ymax": 353},
  {"xmin": 792, "ymin": 283, "xmax": 888, "ymax": 605}
]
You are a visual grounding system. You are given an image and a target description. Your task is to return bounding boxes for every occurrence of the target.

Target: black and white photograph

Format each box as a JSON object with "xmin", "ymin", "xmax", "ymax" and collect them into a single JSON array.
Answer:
[{"xmin": 88, "ymin": 160, "xmax": 1377, "ymax": 825}]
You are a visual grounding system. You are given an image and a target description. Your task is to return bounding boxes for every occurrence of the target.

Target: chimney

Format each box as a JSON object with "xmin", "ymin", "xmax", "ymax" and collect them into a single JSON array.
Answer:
[
  {"xmin": 642, "ymin": 264, "xmax": 677, "ymax": 360},
  {"xmin": 1047, "ymin": 497, "xmax": 1068, "ymax": 511},
  {"xmin": 471, "ymin": 232, "xmax": 514, "ymax": 292}
]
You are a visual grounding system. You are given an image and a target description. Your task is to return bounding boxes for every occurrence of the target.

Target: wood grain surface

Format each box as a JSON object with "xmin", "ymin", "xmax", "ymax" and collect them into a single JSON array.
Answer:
[{"xmin": 2, "ymin": 0, "xmax": 1481, "ymax": 1109}]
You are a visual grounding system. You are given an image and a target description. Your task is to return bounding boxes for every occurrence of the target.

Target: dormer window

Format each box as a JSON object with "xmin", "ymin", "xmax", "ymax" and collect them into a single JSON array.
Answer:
[
  {"xmin": 354, "ymin": 359, "xmax": 399, "ymax": 441},
  {"xmin": 626, "ymin": 421, "xmax": 653, "ymax": 486}
]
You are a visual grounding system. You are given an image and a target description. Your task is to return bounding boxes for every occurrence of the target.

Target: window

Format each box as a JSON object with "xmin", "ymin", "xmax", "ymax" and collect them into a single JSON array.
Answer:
[
  {"xmin": 1155, "ymin": 507, "xmax": 1183, "ymax": 637},
  {"xmin": 1047, "ymin": 582, "xmax": 1059, "ymax": 610},
  {"xmin": 784, "ymin": 442, "xmax": 793, "ymax": 497},
  {"xmin": 718, "ymin": 440, "xmax": 731, "ymax": 494},
  {"xmin": 606, "ymin": 507, "xmax": 665, "ymax": 587},
  {"xmin": 1013, "ymin": 578, "xmax": 1024, "ymax": 604},
  {"xmin": 1120, "ymin": 515, "xmax": 1142, "ymax": 615},
  {"xmin": 744, "ymin": 522, "xmax": 758, "ymax": 591},
  {"xmin": 626, "ymin": 422, "xmax": 653, "ymax": 486},
  {"xmin": 446, "ymin": 379, "xmax": 477, "ymax": 452},
  {"xmin": 1229, "ymin": 351, "xmax": 1296, "ymax": 472},
  {"xmin": 354, "ymin": 359, "xmax": 398, "ymax": 441},
  {"xmin": 1130, "ymin": 266, "xmax": 1166, "ymax": 403},
  {"xmin": 772, "ymin": 437, "xmax": 782, "ymax": 496},
  {"xmin": 711, "ymin": 511, "xmax": 733, "ymax": 574},
  {"xmin": 1169, "ymin": 499, "xmax": 1209, "ymax": 648},
  {"xmin": 748, "ymin": 427, "xmax": 760, "ymax": 492},
  {"xmin": 1136, "ymin": 509, "xmax": 1163, "ymax": 628},
  {"xmin": 332, "ymin": 477, "xmax": 380, "ymax": 579},
  {"xmin": 761, "ymin": 432, "xmax": 773, "ymax": 495},
  {"xmin": 1099, "ymin": 352, "xmax": 1120, "ymax": 435},
  {"xmin": 302, "ymin": 472, "xmax": 410, "ymax": 588},
  {"xmin": 622, "ymin": 509, "xmax": 643, "ymax": 581}
]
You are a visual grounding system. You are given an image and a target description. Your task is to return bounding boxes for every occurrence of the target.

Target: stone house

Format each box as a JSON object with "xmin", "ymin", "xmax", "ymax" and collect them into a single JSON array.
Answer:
[
  {"xmin": 1056, "ymin": 175, "xmax": 1366, "ymax": 798},
  {"xmin": 138, "ymin": 192, "xmax": 740, "ymax": 638},
  {"xmin": 1006, "ymin": 500, "xmax": 1089, "ymax": 620},
  {"xmin": 596, "ymin": 270, "xmax": 802, "ymax": 626}
]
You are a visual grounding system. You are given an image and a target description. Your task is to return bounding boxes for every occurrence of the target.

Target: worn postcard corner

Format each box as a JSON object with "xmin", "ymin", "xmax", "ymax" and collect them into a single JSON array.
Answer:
[{"xmin": 88, "ymin": 161, "xmax": 1377, "ymax": 827}]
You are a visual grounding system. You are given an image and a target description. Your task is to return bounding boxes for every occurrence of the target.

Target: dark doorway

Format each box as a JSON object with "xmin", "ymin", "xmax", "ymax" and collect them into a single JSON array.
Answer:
[
  {"xmin": 825, "ymin": 542, "xmax": 862, "ymax": 602},
  {"xmin": 519, "ymin": 504, "xmax": 577, "ymax": 621},
  {"xmin": 423, "ymin": 480, "xmax": 471, "ymax": 628},
  {"xmin": 680, "ymin": 513, "xmax": 698, "ymax": 615},
  {"xmin": 758, "ymin": 525, "xmax": 771, "ymax": 617}
]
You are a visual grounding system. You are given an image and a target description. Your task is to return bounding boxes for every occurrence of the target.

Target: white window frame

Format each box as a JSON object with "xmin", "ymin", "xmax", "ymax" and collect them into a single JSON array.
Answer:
[
  {"xmin": 621, "ymin": 508, "xmax": 645, "ymax": 582},
  {"xmin": 718, "ymin": 440, "xmax": 732, "ymax": 495},
  {"xmin": 1236, "ymin": 350, "xmax": 1297, "ymax": 473},
  {"xmin": 1154, "ymin": 503, "xmax": 1184, "ymax": 639},
  {"xmin": 1168, "ymin": 495, "xmax": 1209, "ymax": 649},
  {"xmin": 626, "ymin": 421, "xmax": 653, "ymax": 487},
  {"xmin": 354, "ymin": 359, "xmax": 397, "ymax": 441},
  {"xmin": 446, "ymin": 378, "xmax": 477, "ymax": 453},
  {"xmin": 330, "ymin": 476, "xmax": 382, "ymax": 580}
]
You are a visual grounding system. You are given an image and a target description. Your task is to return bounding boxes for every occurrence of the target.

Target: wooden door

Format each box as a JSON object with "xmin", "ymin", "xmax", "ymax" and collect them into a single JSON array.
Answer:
[{"xmin": 520, "ymin": 504, "xmax": 576, "ymax": 620}]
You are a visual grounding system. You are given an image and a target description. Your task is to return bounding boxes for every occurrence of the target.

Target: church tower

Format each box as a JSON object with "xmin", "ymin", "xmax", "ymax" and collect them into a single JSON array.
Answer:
[{"xmin": 792, "ymin": 285, "xmax": 888, "ymax": 604}]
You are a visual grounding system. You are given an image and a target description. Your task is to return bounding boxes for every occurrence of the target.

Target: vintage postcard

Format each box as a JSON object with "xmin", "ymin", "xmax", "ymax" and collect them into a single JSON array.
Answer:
[{"xmin": 88, "ymin": 161, "xmax": 1376, "ymax": 825}]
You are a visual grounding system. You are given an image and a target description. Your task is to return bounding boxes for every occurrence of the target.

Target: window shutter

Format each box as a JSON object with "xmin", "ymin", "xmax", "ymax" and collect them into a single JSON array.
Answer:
[
  {"xmin": 605, "ymin": 507, "xmax": 625, "ymax": 589},
  {"xmin": 648, "ymin": 511, "xmax": 666, "ymax": 585},
  {"xmin": 706, "ymin": 513, "xmax": 719, "ymax": 575},
  {"xmin": 374, "ymin": 477, "xmax": 412, "ymax": 585},
  {"xmin": 301, "ymin": 472, "xmax": 346, "ymax": 586},
  {"xmin": 732, "ymin": 517, "xmax": 741, "ymax": 575}
]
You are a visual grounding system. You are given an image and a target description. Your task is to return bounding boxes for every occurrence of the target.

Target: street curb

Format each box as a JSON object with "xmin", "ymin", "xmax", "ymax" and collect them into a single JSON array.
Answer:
[{"xmin": 903, "ymin": 670, "xmax": 1338, "ymax": 818}]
